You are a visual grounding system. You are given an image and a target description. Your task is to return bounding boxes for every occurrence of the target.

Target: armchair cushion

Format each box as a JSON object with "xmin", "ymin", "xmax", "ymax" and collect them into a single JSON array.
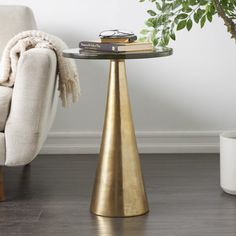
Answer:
[
  {"xmin": 0, "ymin": 6, "xmax": 36, "ymax": 56},
  {"xmin": 0, "ymin": 86, "xmax": 12, "ymax": 131},
  {"xmin": 4, "ymin": 48, "xmax": 58, "ymax": 166}
]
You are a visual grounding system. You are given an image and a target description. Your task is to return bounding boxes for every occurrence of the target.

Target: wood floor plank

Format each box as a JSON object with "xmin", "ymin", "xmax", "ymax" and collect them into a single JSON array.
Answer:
[{"xmin": 0, "ymin": 154, "xmax": 236, "ymax": 236}]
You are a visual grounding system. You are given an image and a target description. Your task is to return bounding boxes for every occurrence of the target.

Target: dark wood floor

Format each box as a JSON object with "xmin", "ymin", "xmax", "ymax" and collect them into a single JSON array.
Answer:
[{"xmin": 1, "ymin": 154, "xmax": 236, "ymax": 236}]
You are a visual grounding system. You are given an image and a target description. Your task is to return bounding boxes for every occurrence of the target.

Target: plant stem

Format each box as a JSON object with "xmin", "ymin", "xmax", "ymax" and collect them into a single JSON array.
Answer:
[{"xmin": 212, "ymin": 0, "xmax": 236, "ymax": 41}]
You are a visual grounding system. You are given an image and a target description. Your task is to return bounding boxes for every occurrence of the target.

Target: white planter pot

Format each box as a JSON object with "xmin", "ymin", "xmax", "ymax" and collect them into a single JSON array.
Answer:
[{"xmin": 220, "ymin": 132, "xmax": 236, "ymax": 195}]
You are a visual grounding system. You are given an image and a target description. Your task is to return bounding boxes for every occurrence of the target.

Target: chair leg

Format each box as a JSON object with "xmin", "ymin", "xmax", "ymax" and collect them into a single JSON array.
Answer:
[{"xmin": 0, "ymin": 167, "xmax": 5, "ymax": 201}]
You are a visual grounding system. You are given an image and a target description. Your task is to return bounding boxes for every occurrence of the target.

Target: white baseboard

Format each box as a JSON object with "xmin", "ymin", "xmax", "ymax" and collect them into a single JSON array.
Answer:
[{"xmin": 40, "ymin": 131, "xmax": 221, "ymax": 154}]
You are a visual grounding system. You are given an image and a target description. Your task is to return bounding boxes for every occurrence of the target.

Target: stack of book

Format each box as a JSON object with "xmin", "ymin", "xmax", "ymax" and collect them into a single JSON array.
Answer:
[{"xmin": 79, "ymin": 30, "xmax": 153, "ymax": 53}]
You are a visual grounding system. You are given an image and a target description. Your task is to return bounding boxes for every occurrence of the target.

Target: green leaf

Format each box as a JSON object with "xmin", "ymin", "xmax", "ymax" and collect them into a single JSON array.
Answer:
[
  {"xmin": 172, "ymin": 1, "xmax": 181, "ymax": 10},
  {"xmin": 183, "ymin": 7, "xmax": 193, "ymax": 13},
  {"xmin": 177, "ymin": 13, "xmax": 188, "ymax": 19},
  {"xmin": 209, "ymin": 4, "xmax": 216, "ymax": 15},
  {"xmin": 196, "ymin": 8, "xmax": 205, "ymax": 20},
  {"xmin": 139, "ymin": 0, "xmax": 146, "ymax": 2},
  {"xmin": 145, "ymin": 18, "xmax": 154, "ymax": 27},
  {"xmin": 151, "ymin": 29, "xmax": 158, "ymax": 40},
  {"xmin": 207, "ymin": 12, "xmax": 213, "ymax": 22},
  {"xmin": 200, "ymin": 0, "xmax": 208, "ymax": 6},
  {"xmin": 189, "ymin": 0, "xmax": 197, "ymax": 6},
  {"xmin": 186, "ymin": 19, "xmax": 193, "ymax": 31},
  {"xmin": 159, "ymin": 37, "xmax": 168, "ymax": 46},
  {"xmin": 163, "ymin": 34, "xmax": 170, "ymax": 45},
  {"xmin": 147, "ymin": 10, "xmax": 157, "ymax": 16},
  {"xmin": 181, "ymin": 1, "xmax": 188, "ymax": 9},
  {"xmin": 162, "ymin": 3, "xmax": 172, "ymax": 12},
  {"xmin": 177, "ymin": 20, "xmax": 187, "ymax": 30},
  {"xmin": 155, "ymin": 2, "xmax": 162, "ymax": 10},
  {"xmin": 152, "ymin": 18, "xmax": 159, "ymax": 28},
  {"xmin": 138, "ymin": 36, "xmax": 147, "ymax": 42},
  {"xmin": 193, "ymin": 12, "xmax": 200, "ymax": 23},
  {"xmin": 170, "ymin": 32, "xmax": 176, "ymax": 40},
  {"xmin": 140, "ymin": 29, "xmax": 149, "ymax": 35},
  {"xmin": 200, "ymin": 15, "xmax": 206, "ymax": 28},
  {"xmin": 152, "ymin": 38, "xmax": 159, "ymax": 46}
]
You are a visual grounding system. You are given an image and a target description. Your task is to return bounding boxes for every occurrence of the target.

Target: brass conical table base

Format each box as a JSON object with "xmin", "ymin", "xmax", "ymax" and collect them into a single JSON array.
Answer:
[{"xmin": 90, "ymin": 60, "xmax": 149, "ymax": 217}]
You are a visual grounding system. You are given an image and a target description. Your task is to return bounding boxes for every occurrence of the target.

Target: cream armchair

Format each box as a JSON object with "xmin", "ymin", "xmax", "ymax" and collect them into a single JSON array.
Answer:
[{"xmin": 0, "ymin": 6, "xmax": 59, "ymax": 200}]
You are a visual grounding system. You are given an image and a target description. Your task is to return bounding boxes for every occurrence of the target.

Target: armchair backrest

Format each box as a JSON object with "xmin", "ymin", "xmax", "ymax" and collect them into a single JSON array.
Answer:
[{"xmin": 0, "ymin": 5, "xmax": 37, "ymax": 56}]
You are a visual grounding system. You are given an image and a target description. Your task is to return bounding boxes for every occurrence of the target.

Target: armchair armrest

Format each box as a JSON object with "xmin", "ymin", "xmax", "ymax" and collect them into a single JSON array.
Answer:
[{"xmin": 4, "ymin": 48, "xmax": 58, "ymax": 166}]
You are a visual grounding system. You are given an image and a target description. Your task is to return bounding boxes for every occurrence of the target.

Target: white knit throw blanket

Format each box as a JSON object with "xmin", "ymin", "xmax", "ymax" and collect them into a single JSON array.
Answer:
[{"xmin": 0, "ymin": 30, "xmax": 80, "ymax": 107}]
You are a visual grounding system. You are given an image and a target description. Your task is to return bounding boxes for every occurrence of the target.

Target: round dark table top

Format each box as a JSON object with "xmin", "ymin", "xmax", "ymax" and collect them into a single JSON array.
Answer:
[{"xmin": 63, "ymin": 47, "xmax": 173, "ymax": 60}]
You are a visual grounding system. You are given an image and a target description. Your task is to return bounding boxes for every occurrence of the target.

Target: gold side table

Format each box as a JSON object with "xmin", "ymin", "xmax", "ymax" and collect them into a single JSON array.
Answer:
[{"xmin": 63, "ymin": 48, "xmax": 173, "ymax": 217}]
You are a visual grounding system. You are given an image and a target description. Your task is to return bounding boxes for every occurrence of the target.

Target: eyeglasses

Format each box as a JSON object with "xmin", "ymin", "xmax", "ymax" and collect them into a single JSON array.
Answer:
[{"xmin": 99, "ymin": 29, "xmax": 134, "ymax": 38}]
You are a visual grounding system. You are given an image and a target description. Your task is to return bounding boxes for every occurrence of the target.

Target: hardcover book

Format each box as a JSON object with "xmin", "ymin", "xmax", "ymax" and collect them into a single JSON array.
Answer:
[{"xmin": 79, "ymin": 41, "xmax": 153, "ymax": 53}]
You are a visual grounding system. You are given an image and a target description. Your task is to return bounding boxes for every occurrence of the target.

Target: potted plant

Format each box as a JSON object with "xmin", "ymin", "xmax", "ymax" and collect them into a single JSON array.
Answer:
[
  {"xmin": 138, "ymin": 0, "xmax": 236, "ymax": 46},
  {"xmin": 139, "ymin": 0, "xmax": 236, "ymax": 195}
]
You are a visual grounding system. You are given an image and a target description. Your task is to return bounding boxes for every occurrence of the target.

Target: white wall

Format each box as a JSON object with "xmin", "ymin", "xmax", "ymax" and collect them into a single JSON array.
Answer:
[{"xmin": 2, "ymin": 0, "xmax": 236, "ymax": 153}]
